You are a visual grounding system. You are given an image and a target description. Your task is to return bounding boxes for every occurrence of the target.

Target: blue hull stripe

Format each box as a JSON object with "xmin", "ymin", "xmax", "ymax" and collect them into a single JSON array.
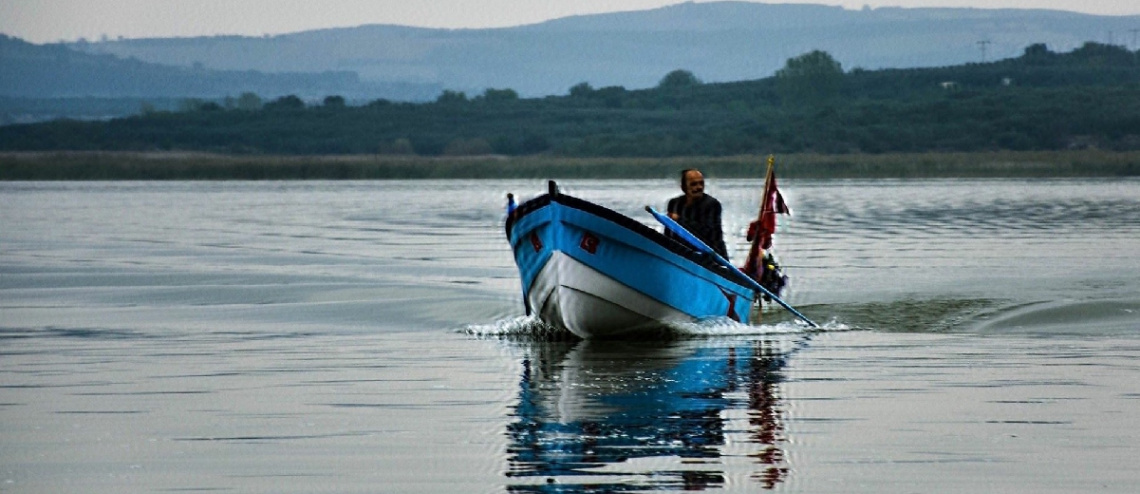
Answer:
[{"xmin": 507, "ymin": 192, "xmax": 755, "ymax": 324}]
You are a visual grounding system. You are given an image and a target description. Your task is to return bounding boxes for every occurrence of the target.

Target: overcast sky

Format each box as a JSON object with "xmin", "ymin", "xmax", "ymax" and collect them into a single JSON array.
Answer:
[{"xmin": 2, "ymin": 0, "xmax": 1138, "ymax": 44}]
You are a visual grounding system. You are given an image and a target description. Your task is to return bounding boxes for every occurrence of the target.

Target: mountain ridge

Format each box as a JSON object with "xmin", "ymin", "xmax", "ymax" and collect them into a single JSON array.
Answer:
[{"xmin": 54, "ymin": 1, "xmax": 1136, "ymax": 96}]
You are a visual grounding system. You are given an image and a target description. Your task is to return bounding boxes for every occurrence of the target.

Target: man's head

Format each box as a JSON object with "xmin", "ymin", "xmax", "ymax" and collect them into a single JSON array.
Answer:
[{"xmin": 680, "ymin": 169, "xmax": 705, "ymax": 201}]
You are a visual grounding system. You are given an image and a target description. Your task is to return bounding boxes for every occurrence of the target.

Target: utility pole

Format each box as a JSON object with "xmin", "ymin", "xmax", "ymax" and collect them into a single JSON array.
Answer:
[{"xmin": 977, "ymin": 40, "xmax": 991, "ymax": 63}]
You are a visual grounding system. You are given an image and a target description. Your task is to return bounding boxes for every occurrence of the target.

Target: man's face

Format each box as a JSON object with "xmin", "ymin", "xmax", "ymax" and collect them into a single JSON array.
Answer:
[{"xmin": 684, "ymin": 171, "xmax": 705, "ymax": 200}]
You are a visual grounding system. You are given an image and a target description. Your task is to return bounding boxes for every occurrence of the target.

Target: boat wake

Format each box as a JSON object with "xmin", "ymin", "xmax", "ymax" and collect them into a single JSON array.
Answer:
[
  {"xmin": 462, "ymin": 315, "xmax": 850, "ymax": 340},
  {"xmin": 462, "ymin": 315, "xmax": 570, "ymax": 340},
  {"xmin": 670, "ymin": 316, "xmax": 850, "ymax": 336}
]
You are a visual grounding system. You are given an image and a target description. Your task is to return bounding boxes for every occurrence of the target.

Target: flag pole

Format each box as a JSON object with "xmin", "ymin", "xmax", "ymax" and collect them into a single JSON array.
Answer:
[{"xmin": 758, "ymin": 154, "xmax": 775, "ymax": 250}]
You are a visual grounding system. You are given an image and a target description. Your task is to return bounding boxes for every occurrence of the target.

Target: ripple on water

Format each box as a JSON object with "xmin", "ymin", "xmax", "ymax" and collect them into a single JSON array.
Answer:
[{"xmin": 969, "ymin": 298, "xmax": 1140, "ymax": 336}]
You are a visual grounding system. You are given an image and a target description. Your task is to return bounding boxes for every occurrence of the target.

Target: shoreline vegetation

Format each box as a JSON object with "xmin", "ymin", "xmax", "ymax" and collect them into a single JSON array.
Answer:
[{"xmin": 2, "ymin": 150, "xmax": 1137, "ymax": 180}]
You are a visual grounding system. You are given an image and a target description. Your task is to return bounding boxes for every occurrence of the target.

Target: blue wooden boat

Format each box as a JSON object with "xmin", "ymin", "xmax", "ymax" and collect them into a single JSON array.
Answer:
[{"xmin": 505, "ymin": 181, "xmax": 758, "ymax": 338}]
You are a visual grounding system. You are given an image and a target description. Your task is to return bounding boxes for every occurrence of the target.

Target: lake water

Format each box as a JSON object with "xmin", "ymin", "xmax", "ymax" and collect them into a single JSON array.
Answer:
[{"xmin": 2, "ymin": 178, "xmax": 1138, "ymax": 493}]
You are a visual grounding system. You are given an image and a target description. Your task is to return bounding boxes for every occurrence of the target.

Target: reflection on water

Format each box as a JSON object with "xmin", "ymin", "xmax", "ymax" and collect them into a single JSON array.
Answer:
[{"xmin": 504, "ymin": 337, "xmax": 804, "ymax": 492}]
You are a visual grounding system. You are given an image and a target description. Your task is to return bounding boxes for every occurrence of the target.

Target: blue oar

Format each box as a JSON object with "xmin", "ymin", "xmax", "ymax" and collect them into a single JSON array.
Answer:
[{"xmin": 646, "ymin": 206, "xmax": 818, "ymax": 328}]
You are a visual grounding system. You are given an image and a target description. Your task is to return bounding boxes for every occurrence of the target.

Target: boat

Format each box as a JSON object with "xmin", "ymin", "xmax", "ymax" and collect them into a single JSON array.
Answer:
[{"xmin": 505, "ymin": 181, "xmax": 759, "ymax": 338}]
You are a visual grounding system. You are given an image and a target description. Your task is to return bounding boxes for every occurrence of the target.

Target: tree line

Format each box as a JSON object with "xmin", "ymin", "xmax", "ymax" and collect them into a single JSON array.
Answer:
[{"xmin": 1, "ymin": 42, "xmax": 1138, "ymax": 157}]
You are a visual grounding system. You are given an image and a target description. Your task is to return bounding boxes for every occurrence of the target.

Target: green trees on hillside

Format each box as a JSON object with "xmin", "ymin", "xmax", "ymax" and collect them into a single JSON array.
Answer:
[
  {"xmin": 477, "ymin": 88, "xmax": 520, "ymax": 102},
  {"xmin": 264, "ymin": 95, "xmax": 304, "ymax": 110},
  {"xmin": 1, "ymin": 44, "xmax": 1138, "ymax": 157},
  {"xmin": 436, "ymin": 90, "xmax": 468, "ymax": 104},
  {"xmin": 776, "ymin": 50, "xmax": 844, "ymax": 103},
  {"xmin": 658, "ymin": 70, "xmax": 702, "ymax": 89}
]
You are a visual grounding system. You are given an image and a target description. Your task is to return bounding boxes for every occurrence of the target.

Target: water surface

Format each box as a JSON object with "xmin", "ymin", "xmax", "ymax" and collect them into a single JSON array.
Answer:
[{"xmin": 2, "ymin": 179, "xmax": 1138, "ymax": 493}]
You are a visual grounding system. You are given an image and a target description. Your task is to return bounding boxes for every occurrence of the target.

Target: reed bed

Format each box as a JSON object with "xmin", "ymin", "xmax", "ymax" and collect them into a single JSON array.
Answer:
[{"xmin": 2, "ymin": 150, "xmax": 1137, "ymax": 180}]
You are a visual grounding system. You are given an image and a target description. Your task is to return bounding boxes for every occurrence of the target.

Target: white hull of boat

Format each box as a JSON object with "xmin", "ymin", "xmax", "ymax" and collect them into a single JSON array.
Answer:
[{"xmin": 528, "ymin": 251, "xmax": 691, "ymax": 338}]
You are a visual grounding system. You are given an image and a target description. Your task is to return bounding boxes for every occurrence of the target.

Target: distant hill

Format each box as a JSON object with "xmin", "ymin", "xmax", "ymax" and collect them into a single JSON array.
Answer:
[
  {"xmin": 0, "ymin": 34, "xmax": 441, "ymax": 122},
  {"xmin": 0, "ymin": 34, "xmax": 441, "ymax": 98},
  {"xmin": 64, "ymin": 1, "xmax": 1139, "ymax": 96}
]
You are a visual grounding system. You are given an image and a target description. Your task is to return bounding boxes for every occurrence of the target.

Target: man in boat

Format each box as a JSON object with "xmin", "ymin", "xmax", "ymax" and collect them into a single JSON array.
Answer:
[{"xmin": 667, "ymin": 169, "xmax": 728, "ymax": 258}]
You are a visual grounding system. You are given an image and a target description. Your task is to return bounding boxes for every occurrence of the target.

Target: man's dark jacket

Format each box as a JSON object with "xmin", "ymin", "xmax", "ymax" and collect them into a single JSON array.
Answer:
[{"xmin": 666, "ymin": 194, "xmax": 728, "ymax": 258}]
